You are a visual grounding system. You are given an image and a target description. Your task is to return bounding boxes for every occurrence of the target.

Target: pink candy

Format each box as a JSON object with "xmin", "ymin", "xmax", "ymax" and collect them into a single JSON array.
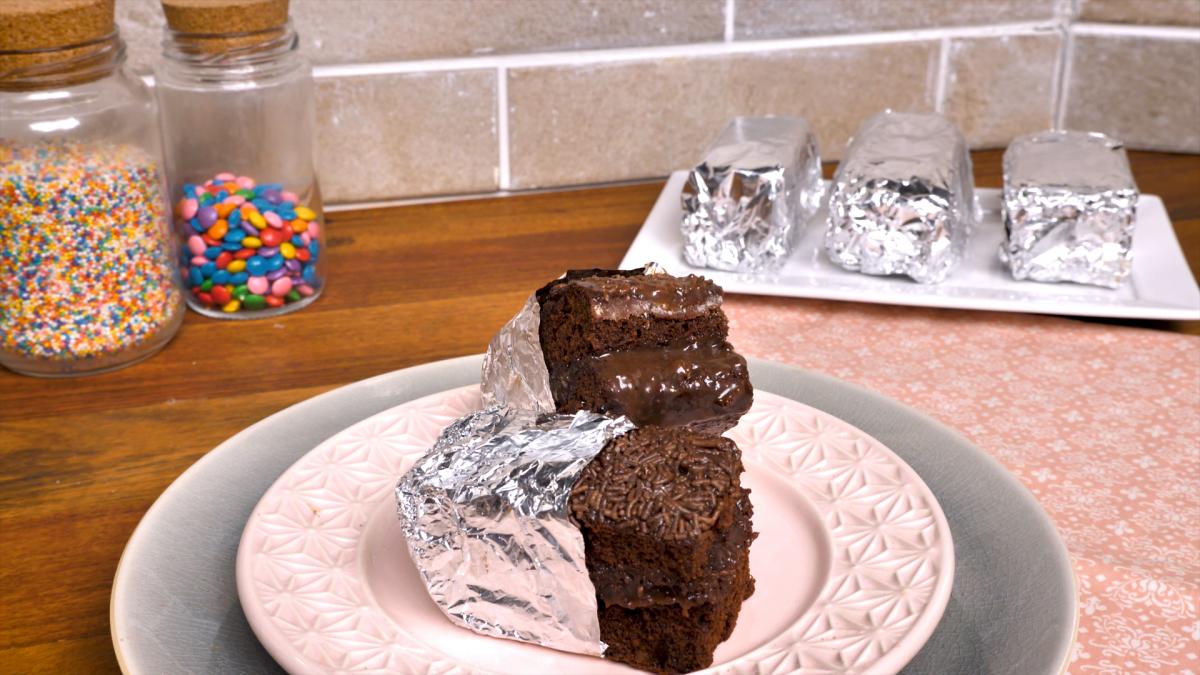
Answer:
[
  {"xmin": 271, "ymin": 277, "xmax": 293, "ymax": 297},
  {"xmin": 300, "ymin": 232, "xmax": 311, "ymax": 245},
  {"xmin": 306, "ymin": 222, "xmax": 320, "ymax": 238},
  {"xmin": 187, "ymin": 235, "xmax": 206, "ymax": 255},
  {"xmin": 223, "ymin": 195, "xmax": 246, "ymax": 206},
  {"xmin": 264, "ymin": 212, "xmax": 283, "ymax": 229},
  {"xmin": 247, "ymin": 276, "xmax": 269, "ymax": 295},
  {"xmin": 235, "ymin": 175, "xmax": 255, "ymax": 190},
  {"xmin": 214, "ymin": 172, "xmax": 235, "ymax": 182},
  {"xmin": 190, "ymin": 255, "xmax": 208, "ymax": 267},
  {"xmin": 180, "ymin": 198, "xmax": 198, "ymax": 220},
  {"xmin": 297, "ymin": 284, "xmax": 314, "ymax": 297},
  {"xmin": 281, "ymin": 191, "xmax": 299, "ymax": 204}
]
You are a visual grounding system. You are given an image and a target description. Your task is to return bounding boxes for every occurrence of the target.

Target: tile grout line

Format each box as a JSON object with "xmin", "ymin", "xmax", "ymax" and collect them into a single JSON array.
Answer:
[
  {"xmin": 496, "ymin": 66, "xmax": 511, "ymax": 191},
  {"xmin": 1052, "ymin": 22, "xmax": 1074, "ymax": 130},
  {"xmin": 724, "ymin": 0, "xmax": 735, "ymax": 43},
  {"xmin": 311, "ymin": 21, "xmax": 1058, "ymax": 79},
  {"xmin": 1072, "ymin": 22, "xmax": 1200, "ymax": 39},
  {"xmin": 934, "ymin": 37, "xmax": 951, "ymax": 114}
]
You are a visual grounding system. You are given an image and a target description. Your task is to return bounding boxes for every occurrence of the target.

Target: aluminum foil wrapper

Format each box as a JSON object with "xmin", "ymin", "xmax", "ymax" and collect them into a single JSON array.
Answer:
[
  {"xmin": 825, "ymin": 111, "xmax": 975, "ymax": 284},
  {"xmin": 682, "ymin": 117, "xmax": 824, "ymax": 272},
  {"xmin": 479, "ymin": 263, "xmax": 666, "ymax": 412},
  {"xmin": 397, "ymin": 406, "xmax": 634, "ymax": 656},
  {"xmin": 1000, "ymin": 130, "xmax": 1138, "ymax": 289},
  {"xmin": 480, "ymin": 293, "xmax": 556, "ymax": 413}
]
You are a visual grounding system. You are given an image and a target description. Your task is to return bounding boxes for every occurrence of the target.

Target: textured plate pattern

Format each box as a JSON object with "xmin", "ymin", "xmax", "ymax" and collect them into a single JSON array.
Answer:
[{"xmin": 238, "ymin": 386, "xmax": 952, "ymax": 674}]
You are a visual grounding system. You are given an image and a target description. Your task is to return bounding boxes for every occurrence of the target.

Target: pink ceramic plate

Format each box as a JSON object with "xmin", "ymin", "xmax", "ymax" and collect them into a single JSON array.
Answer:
[{"xmin": 237, "ymin": 386, "xmax": 954, "ymax": 674}]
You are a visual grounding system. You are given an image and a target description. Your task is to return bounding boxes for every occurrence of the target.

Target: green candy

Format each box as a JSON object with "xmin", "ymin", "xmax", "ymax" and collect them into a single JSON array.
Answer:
[
  {"xmin": 236, "ymin": 189, "xmax": 254, "ymax": 199},
  {"xmin": 243, "ymin": 294, "xmax": 266, "ymax": 310},
  {"xmin": 285, "ymin": 289, "xmax": 301, "ymax": 302},
  {"xmin": 233, "ymin": 284, "xmax": 249, "ymax": 301},
  {"xmin": 200, "ymin": 279, "xmax": 213, "ymax": 292}
]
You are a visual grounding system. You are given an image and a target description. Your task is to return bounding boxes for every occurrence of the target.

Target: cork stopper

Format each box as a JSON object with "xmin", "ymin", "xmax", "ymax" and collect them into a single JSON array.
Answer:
[
  {"xmin": 162, "ymin": 0, "xmax": 288, "ymax": 35},
  {"xmin": 0, "ymin": 0, "xmax": 117, "ymax": 89}
]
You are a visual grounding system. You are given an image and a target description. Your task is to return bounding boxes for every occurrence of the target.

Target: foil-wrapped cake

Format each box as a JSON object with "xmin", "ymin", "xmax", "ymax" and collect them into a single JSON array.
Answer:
[
  {"xmin": 482, "ymin": 265, "xmax": 753, "ymax": 434},
  {"xmin": 402, "ymin": 267, "xmax": 759, "ymax": 674},
  {"xmin": 682, "ymin": 116, "xmax": 824, "ymax": 272},
  {"xmin": 825, "ymin": 111, "xmax": 976, "ymax": 284},
  {"xmin": 1000, "ymin": 130, "xmax": 1138, "ymax": 288}
]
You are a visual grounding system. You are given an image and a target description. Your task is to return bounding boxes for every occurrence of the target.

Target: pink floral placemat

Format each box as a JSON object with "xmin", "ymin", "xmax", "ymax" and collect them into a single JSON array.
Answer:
[{"xmin": 723, "ymin": 296, "xmax": 1200, "ymax": 675}]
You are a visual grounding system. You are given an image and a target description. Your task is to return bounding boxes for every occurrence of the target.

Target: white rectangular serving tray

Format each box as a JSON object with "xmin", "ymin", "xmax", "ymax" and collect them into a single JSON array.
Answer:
[{"xmin": 620, "ymin": 171, "xmax": 1200, "ymax": 321}]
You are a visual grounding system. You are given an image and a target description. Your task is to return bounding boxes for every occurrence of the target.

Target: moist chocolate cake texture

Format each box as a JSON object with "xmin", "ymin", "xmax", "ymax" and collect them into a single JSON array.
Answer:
[
  {"xmin": 569, "ymin": 426, "xmax": 757, "ymax": 674},
  {"xmin": 537, "ymin": 268, "xmax": 753, "ymax": 434}
]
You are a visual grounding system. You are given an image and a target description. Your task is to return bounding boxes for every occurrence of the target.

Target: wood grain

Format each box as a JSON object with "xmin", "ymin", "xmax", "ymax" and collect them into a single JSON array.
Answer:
[{"xmin": 0, "ymin": 150, "xmax": 1196, "ymax": 674}]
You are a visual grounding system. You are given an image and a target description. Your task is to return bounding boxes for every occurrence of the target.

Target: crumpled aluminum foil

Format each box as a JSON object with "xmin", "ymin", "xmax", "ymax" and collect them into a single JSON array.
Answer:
[
  {"xmin": 999, "ymin": 130, "xmax": 1138, "ymax": 289},
  {"xmin": 824, "ymin": 110, "xmax": 975, "ymax": 284},
  {"xmin": 480, "ymin": 293, "xmax": 556, "ymax": 413},
  {"xmin": 397, "ymin": 406, "xmax": 634, "ymax": 656},
  {"xmin": 479, "ymin": 264, "xmax": 666, "ymax": 412},
  {"xmin": 682, "ymin": 116, "xmax": 824, "ymax": 272}
]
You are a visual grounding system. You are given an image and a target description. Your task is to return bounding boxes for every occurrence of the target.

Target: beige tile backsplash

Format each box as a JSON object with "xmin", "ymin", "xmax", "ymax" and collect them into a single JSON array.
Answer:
[
  {"xmin": 115, "ymin": 0, "xmax": 1200, "ymax": 202},
  {"xmin": 508, "ymin": 43, "xmax": 939, "ymax": 189}
]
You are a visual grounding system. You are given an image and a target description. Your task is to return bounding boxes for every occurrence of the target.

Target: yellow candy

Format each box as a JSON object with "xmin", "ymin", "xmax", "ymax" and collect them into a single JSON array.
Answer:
[
  {"xmin": 291, "ymin": 219, "xmax": 308, "ymax": 233},
  {"xmin": 280, "ymin": 242, "xmax": 296, "ymax": 259},
  {"xmin": 294, "ymin": 206, "xmax": 316, "ymax": 220},
  {"xmin": 222, "ymin": 300, "xmax": 241, "ymax": 313},
  {"xmin": 227, "ymin": 259, "xmax": 246, "ymax": 273},
  {"xmin": 248, "ymin": 212, "xmax": 266, "ymax": 229},
  {"xmin": 243, "ymin": 236, "xmax": 262, "ymax": 249}
]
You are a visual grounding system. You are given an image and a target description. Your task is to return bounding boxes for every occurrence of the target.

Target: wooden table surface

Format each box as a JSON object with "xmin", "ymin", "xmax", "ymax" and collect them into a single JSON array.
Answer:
[{"xmin": 1, "ymin": 149, "xmax": 1197, "ymax": 673}]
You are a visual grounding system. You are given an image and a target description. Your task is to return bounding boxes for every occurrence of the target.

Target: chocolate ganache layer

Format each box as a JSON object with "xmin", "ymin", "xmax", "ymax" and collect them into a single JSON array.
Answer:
[{"xmin": 538, "ymin": 268, "xmax": 753, "ymax": 433}]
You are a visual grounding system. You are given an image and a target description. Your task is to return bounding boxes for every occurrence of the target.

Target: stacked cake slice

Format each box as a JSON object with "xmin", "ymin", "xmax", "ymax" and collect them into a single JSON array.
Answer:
[{"xmin": 570, "ymin": 426, "xmax": 756, "ymax": 674}]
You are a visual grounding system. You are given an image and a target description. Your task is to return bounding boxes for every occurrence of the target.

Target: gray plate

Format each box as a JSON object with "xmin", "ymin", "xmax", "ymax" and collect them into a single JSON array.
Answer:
[{"xmin": 111, "ymin": 355, "xmax": 1076, "ymax": 675}]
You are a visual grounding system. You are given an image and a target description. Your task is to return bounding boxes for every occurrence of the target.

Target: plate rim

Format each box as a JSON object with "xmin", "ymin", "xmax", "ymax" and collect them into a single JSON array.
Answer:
[
  {"xmin": 233, "ymin": 386, "xmax": 956, "ymax": 674},
  {"xmin": 622, "ymin": 171, "xmax": 1200, "ymax": 321},
  {"xmin": 110, "ymin": 355, "xmax": 1076, "ymax": 675}
]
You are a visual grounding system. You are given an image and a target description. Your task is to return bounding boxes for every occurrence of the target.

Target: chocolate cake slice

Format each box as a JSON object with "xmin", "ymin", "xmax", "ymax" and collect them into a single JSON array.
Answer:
[
  {"xmin": 537, "ymin": 268, "xmax": 753, "ymax": 433},
  {"xmin": 569, "ymin": 426, "xmax": 757, "ymax": 674}
]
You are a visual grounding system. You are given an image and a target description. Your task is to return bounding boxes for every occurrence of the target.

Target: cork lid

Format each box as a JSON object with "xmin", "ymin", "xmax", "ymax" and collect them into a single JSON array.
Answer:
[
  {"xmin": 0, "ymin": 0, "xmax": 115, "ymax": 53},
  {"xmin": 0, "ymin": 0, "xmax": 117, "ymax": 89},
  {"xmin": 162, "ymin": 0, "xmax": 289, "ymax": 35}
]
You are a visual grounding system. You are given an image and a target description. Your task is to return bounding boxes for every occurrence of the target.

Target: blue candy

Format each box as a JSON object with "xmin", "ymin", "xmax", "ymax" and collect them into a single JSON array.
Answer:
[
  {"xmin": 221, "ymin": 241, "xmax": 242, "ymax": 251},
  {"xmin": 302, "ymin": 264, "xmax": 316, "ymax": 285},
  {"xmin": 266, "ymin": 254, "xmax": 284, "ymax": 271},
  {"xmin": 307, "ymin": 241, "xmax": 319, "ymax": 263},
  {"xmin": 188, "ymin": 267, "xmax": 204, "ymax": 287},
  {"xmin": 203, "ymin": 247, "xmax": 222, "ymax": 260},
  {"xmin": 229, "ymin": 272, "xmax": 249, "ymax": 285},
  {"xmin": 183, "ymin": 183, "xmax": 197, "ymax": 198},
  {"xmin": 225, "ymin": 229, "xmax": 246, "ymax": 243},
  {"xmin": 212, "ymin": 270, "xmax": 231, "ymax": 285},
  {"xmin": 200, "ymin": 262, "xmax": 217, "ymax": 278},
  {"xmin": 246, "ymin": 256, "xmax": 268, "ymax": 276},
  {"xmin": 290, "ymin": 234, "xmax": 304, "ymax": 247},
  {"xmin": 228, "ymin": 210, "xmax": 241, "ymax": 226}
]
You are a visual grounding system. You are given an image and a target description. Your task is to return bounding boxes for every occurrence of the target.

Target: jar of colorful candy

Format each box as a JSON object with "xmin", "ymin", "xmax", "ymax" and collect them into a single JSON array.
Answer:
[
  {"xmin": 154, "ymin": 0, "xmax": 325, "ymax": 318},
  {"xmin": 0, "ymin": 0, "xmax": 185, "ymax": 377}
]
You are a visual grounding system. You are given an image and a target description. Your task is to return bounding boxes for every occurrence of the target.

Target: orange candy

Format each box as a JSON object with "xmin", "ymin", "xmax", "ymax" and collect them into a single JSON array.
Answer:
[{"xmin": 207, "ymin": 219, "xmax": 228, "ymax": 240}]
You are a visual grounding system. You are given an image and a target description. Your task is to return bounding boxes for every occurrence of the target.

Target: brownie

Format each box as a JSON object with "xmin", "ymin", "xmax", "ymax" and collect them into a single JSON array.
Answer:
[
  {"xmin": 569, "ymin": 426, "xmax": 757, "ymax": 674},
  {"xmin": 537, "ymin": 268, "xmax": 753, "ymax": 433}
]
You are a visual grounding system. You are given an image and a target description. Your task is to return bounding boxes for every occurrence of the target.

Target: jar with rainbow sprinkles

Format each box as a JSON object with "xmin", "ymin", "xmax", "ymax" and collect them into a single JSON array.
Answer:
[
  {"xmin": 0, "ymin": 0, "xmax": 185, "ymax": 377},
  {"xmin": 154, "ymin": 0, "xmax": 325, "ymax": 318}
]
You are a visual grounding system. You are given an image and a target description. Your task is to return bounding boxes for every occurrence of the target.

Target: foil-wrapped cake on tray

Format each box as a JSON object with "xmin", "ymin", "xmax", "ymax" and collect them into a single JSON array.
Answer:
[
  {"xmin": 235, "ymin": 264, "xmax": 956, "ymax": 675},
  {"xmin": 623, "ymin": 113, "xmax": 1200, "ymax": 321}
]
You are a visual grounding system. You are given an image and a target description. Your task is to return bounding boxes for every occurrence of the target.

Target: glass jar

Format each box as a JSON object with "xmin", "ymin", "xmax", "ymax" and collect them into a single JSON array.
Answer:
[
  {"xmin": 154, "ymin": 9, "xmax": 325, "ymax": 319},
  {"xmin": 0, "ymin": 5, "xmax": 184, "ymax": 377}
]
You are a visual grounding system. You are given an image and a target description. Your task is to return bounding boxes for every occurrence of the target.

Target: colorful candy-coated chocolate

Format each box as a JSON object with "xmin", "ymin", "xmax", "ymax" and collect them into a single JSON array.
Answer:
[
  {"xmin": 210, "ymin": 285, "xmax": 231, "ymax": 305},
  {"xmin": 259, "ymin": 228, "xmax": 285, "ymax": 247},
  {"xmin": 181, "ymin": 198, "xmax": 199, "ymax": 219},
  {"xmin": 197, "ymin": 205, "xmax": 218, "ymax": 227},
  {"xmin": 176, "ymin": 172, "xmax": 322, "ymax": 314},
  {"xmin": 247, "ymin": 276, "xmax": 269, "ymax": 295},
  {"xmin": 187, "ymin": 235, "xmax": 206, "ymax": 255}
]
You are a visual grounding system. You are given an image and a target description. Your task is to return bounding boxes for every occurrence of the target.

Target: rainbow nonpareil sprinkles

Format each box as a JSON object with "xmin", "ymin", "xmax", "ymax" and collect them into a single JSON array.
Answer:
[{"xmin": 0, "ymin": 142, "xmax": 182, "ymax": 365}]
